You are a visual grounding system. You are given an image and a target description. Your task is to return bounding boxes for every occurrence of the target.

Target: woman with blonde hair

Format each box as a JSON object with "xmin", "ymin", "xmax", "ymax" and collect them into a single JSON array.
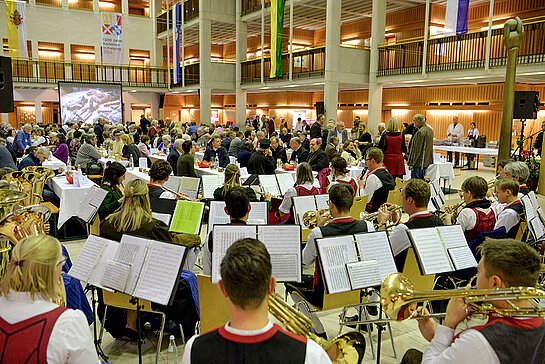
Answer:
[
  {"xmin": 213, "ymin": 163, "xmax": 258, "ymax": 201},
  {"xmin": 341, "ymin": 140, "xmax": 361, "ymax": 166},
  {"xmin": 121, "ymin": 133, "xmax": 140, "ymax": 166},
  {"xmin": 378, "ymin": 117, "xmax": 406, "ymax": 179},
  {"xmin": 0, "ymin": 235, "xmax": 99, "ymax": 363},
  {"xmin": 354, "ymin": 121, "xmax": 372, "ymax": 154}
]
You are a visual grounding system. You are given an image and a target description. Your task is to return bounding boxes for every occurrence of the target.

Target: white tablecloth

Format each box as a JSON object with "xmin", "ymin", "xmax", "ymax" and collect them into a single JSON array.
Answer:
[
  {"xmin": 433, "ymin": 145, "xmax": 498, "ymax": 156},
  {"xmin": 99, "ymin": 158, "xmax": 129, "ymax": 167},
  {"xmin": 47, "ymin": 176, "xmax": 95, "ymax": 229},
  {"xmin": 402, "ymin": 162, "xmax": 455, "ymax": 184},
  {"xmin": 148, "ymin": 154, "xmax": 167, "ymax": 163},
  {"xmin": 124, "ymin": 168, "xmax": 151, "ymax": 184},
  {"xmin": 42, "ymin": 156, "xmax": 66, "ymax": 171}
]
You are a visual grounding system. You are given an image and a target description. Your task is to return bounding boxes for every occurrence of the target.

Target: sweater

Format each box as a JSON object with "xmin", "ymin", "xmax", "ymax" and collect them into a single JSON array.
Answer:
[
  {"xmin": 52, "ymin": 143, "xmax": 69, "ymax": 164},
  {"xmin": 177, "ymin": 153, "xmax": 197, "ymax": 177}
]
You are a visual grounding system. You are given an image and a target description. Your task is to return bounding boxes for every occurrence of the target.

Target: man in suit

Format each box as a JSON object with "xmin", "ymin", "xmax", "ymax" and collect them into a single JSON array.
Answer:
[
  {"xmin": 167, "ymin": 139, "xmax": 184, "ymax": 173},
  {"xmin": 310, "ymin": 114, "xmax": 324, "ymax": 140},
  {"xmin": 325, "ymin": 136, "xmax": 341, "ymax": 162},
  {"xmin": 307, "ymin": 138, "xmax": 329, "ymax": 172},
  {"xmin": 327, "ymin": 121, "xmax": 348, "ymax": 146},
  {"xmin": 279, "ymin": 128, "xmax": 292, "ymax": 146},
  {"xmin": 270, "ymin": 136, "xmax": 287, "ymax": 165},
  {"xmin": 289, "ymin": 137, "xmax": 309, "ymax": 165}
]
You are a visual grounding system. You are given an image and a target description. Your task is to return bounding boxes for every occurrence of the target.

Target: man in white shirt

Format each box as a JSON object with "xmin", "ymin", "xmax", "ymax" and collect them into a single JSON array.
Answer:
[
  {"xmin": 358, "ymin": 147, "xmax": 395, "ymax": 212},
  {"xmin": 406, "ymin": 238, "xmax": 543, "ymax": 364},
  {"xmin": 182, "ymin": 238, "xmax": 330, "ymax": 364},
  {"xmin": 446, "ymin": 116, "xmax": 464, "ymax": 167}
]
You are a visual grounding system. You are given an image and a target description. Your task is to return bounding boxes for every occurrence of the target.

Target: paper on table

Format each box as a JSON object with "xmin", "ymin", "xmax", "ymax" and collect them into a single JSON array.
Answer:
[
  {"xmin": 259, "ymin": 175, "xmax": 281, "ymax": 196},
  {"xmin": 276, "ymin": 173, "xmax": 295, "ymax": 195},
  {"xmin": 201, "ymin": 174, "xmax": 224, "ymax": 199},
  {"xmin": 152, "ymin": 212, "xmax": 172, "ymax": 226},
  {"xmin": 530, "ymin": 217, "xmax": 545, "ymax": 239},
  {"xmin": 116, "ymin": 235, "xmax": 150, "ymax": 294},
  {"xmin": 138, "ymin": 157, "xmax": 148, "ymax": 169},
  {"xmin": 436, "ymin": 225, "xmax": 467, "ymax": 249},
  {"xmin": 448, "ymin": 246, "xmax": 478, "ymax": 270},
  {"xmin": 355, "ymin": 231, "xmax": 397, "ymax": 282},
  {"xmin": 67, "ymin": 235, "xmax": 109, "ymax": 281},
  {"xmin": 315, "ymin": 194, "xmax": 330, "ymax": 210},
  {"xmin": 170, "ymin": 200, "xmax": 205, "ymax": 234},
  {"xmin": 180, "ymin": 177, "xmax": 200, "ymax": 199},
  {"xmin": 522, "ymin": 195, "xmax": 537, "ymax": 221},
  {"xmin": 101, "ymin": 260, "xmax": 131, "ymax": 292},
  {"xmin": 346, "ymin": 260, "xmax": 382, "ymax": 290},
  {"xmin": 316, "ymin": 236, "xmax": 357, "ymax": 294},
  {"xmin": 258, "ymin": 225, "xmax": 301, "ymax": 282},
  {"xmin": 408, "ymin": 228, "xmax": 453, "ymax": 275},
  {"xmin": 133, "ymin": 240, "xmax": 186, "ymax": 305},
  {"xmin": 292, "ymin": 195, "xmax": 317, "ymax": 227},
  {"xmin": 211, "ymin": 225, "xmax": 257, "ymax": 283}
]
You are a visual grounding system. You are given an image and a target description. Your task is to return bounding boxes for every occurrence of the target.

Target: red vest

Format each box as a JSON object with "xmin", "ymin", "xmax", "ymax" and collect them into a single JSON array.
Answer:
[
  {"xmin": 464, "ymin": 208, "xmax": 496, "ymax": 243},
  {"xmin": 337, "ymin": 179, "xmax": 358, "ymax": 196},
  {"xmin": 294, "ymin": 185, "xmax": 319, "ymax": 196},
  {"xmin": 0, "ymin": 306, "xmax": 68, "ymax": 363}
]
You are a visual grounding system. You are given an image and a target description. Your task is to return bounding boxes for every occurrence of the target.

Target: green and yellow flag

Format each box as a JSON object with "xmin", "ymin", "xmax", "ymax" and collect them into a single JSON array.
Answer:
[{"xmin": 269, "ymin": 0, "xmax": 285, "ymax": 78}]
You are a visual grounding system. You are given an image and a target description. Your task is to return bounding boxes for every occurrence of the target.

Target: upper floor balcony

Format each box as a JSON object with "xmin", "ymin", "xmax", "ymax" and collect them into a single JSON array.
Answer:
[{"xmin": 156, "ymin": 0, "xmax": 199, "ymax": 34}]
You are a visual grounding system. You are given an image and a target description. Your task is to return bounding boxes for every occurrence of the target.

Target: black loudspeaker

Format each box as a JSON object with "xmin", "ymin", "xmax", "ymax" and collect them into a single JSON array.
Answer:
[
  {"xmin": 158, "ymin": 93, "xmax": 165, "ymax": 109},
  {"xmin": 315, "ymin": 101, "xmax": 325, "ymax": 116},
  {"xmin": 513, "ymin": 91, "xmax": 540, "ymax": 119},
  {"xmin": 0, "ymin": 56, "xmax": 14, "ymax": 113}
]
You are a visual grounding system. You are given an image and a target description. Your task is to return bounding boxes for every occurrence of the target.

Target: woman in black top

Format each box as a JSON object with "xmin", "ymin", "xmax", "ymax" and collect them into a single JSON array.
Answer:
[
  {"xmin": 354, "ymin": 123, "xmax": 372, "ymax": 154},
  {"xmin": 98, "ymin": 161, "xmax": 126, "ymax": 220}
]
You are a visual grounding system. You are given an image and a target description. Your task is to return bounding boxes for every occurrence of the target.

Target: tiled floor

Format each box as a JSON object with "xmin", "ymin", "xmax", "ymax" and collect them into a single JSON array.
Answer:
[{"xmin": 63, "ymin": 164, "xmax": 524, "ymax": 363}]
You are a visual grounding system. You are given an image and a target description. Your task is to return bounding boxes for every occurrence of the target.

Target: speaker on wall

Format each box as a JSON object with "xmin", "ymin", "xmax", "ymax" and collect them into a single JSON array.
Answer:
[
  {"xmin": 158, "ymin": 93, "xmax": 165, "ymax": 109},
  {"xmin": 315, "ymin": 101, "xmax": 325, "ymax": 116},
  {"xmin": 513, "ymin": 91, "xmax": 540, "ymax": 120},
  {"xmin": 0, "ymin": 56, "xmax": 14, "ymax": 113}
]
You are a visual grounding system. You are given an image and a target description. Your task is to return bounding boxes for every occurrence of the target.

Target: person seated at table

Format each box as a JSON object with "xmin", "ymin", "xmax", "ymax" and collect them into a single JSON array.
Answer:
[
  {"xmin": 157, "ymin": 134, "xmax": 172, "ymax": 154},
  {"xmin": 357, "ymin": 147, "xmax": 395, "ymax": 212},
  {"xmin": 270, "ymin": 136, "xmax": 287, "ymax": 166},
  {"xmin": 307, "ymin": 138, "xmax": 329, "ymax": 172},
  {"xmin": 340, "ymin": 140, "xmax": 361, "ymax": 166},
  {"xmin": 203, "ymin": 136, "xmax": 230, "ymax": 168},
  {"xmin": 17, "ymin": 146, "xmax": 49, "ymax": 170},
  {"xmin": 99, "ymin": 179, "xmax": 198, "ymax": 340},
  {"xmin": 492, "ymin": 178, "xmax": 522, "ymax": 238},
  {"xmin": 68, "ymin": 130, "xmax": 82, "ymax": 165},
  {"xmin": 98, "ymin": 161, "xmax": 126, "ymax": 220},
  {"xmin": 324, "ymin": 136, "xmax": 341, "ymax": 162},
  {"xmin": 167, "ymin": 139, "xmax": 184, "ymax": 173},
  {"xmin": 52, "ymin": 133, "xmax": 69, "ymax": 165},
  {"xmin": 503, "ymin": 161, "xmax": 530, "ymax": 197},
  {"xmin": 289, "ymin": 137, "xmax": 310, "ymax": 165},
  {"xmin": 75, "ymin": 134, "xmax": 102, "ymax": 173},
  {"xmin": 177, "ymin": 140, "xmax": 197, "ymax": 177},
  {"xmin": 121, "ymin": 134, "xmax": 140, "ymax": 167},
  {"xmin": 101, "ymin": 131, "xmax": 113, "ymax": 152},
  {"xmin": 328, "ymin": 157, "xmax": 358, "ymax": 196},
  {"xmin": 213, "ymin": 164, "xmax": 258, "ymax": 202},
  {"xmin": 0, "ymin": 234, "xmax": 100, "ymax": 363},
  {"xmin": 237, "ymin": 141, "xmax": 254, "ymax": 169},
  {"xmin": 247, "ymin": 138, "xmax": 276, "ymax": 175},
  {"xmin": 112, "ymin": 129, "xmax": 124, "ymax": 156},
  {"xmin": 138, "ymin": 135, "xmax": 150, "ymax": 158},
  {"xmin": 182, "ymin": 237, "xmax": 330, "ymax": 364}
]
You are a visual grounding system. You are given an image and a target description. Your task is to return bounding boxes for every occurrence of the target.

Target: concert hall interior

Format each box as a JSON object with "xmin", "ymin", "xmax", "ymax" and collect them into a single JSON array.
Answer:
[{"xmin": 1, "ymin": 0, "xmax": 545, "ymax": 363}]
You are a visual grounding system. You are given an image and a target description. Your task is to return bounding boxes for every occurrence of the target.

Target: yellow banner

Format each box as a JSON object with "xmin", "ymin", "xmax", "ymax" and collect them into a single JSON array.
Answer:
[{"xmin": 4, "ymin": 0, "xmax": 27, "ymax": 58}]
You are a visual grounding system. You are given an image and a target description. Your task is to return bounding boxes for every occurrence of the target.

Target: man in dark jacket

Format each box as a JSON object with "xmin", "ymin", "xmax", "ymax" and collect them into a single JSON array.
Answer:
[
  {"xmin": 93, "ymin": 117, "xmax": 105, "ymax": 146},
  {"xmin": 247, "ymin": 138, "xmax": 276, "ymax": 175},
  {"xmin": 307, "ymin": 138, "xmax": 329, "ymax": 172},
  {"xmin": 270, "ymin": 136, "xmax": 287, "ymax": 165},
  {"xmin": 139, "ymin": 114, "xmax": 149, "ymax": 136},
  {"xmin": 279, "ymin": 128, "xmax": 292, "ymax": 146},
  {"xmin": 203, "ymin": 136, "xmax": 230, "ymax": 168},
  {"xmin": 310, "ymin": 114, "xmax": 324, "ymax": 140},
  {"xmin": 289, "ymin": 137, "xmax": 310, "ymax": 164},
  {"xmin": 167, "ymin": 139, "xmax": 184, "ymax": 173}
]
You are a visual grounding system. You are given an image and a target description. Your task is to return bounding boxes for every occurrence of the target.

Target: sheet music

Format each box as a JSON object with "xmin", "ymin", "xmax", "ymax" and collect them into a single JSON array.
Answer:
[
  {"xmin": 436, "ymin": 225, "xmax": 467, "ymax": 249},
  {"xmin": 100, "ymin": 260, "xmax": 130, "ymax": 292},
  {"xmin": 316, "ymin": 236, "xmax": 357, "ymax": 294},
  {"xmin": 180, "ymin": 177, "xmax": 200, "ymax": 199},
  {"xmin": 355, "ymin": 231, "xmax": 397, "ymax": 282},
  {"xmin": 530, "ymin": 217, "xmax": 545, "ymax": 239},
  {"xmin": 315, "ymin": 194, "xmax": 330, "ymax": 210},
  {"xmin": 211, "ymin": 225, "xmax": 257, "ymax": 283},
  {"xmin": 538, "ymin": 207, "xmax": 545, "ymax": 224},
  {"xmin": 432, "ymin": 195, "xmax": 444, "ymax": 209},
  {"xmin": 346, "ymin": 260, "xmax": 382, "ymax": 290},
  {"xmin": 427, "ymin": 199, "xmax": 437, "ymax": 213},
  {"xmin": 133, "ymin": 240, "xmax": 187, "ymax": 305},
  {"xmin": 448, "ymin": 246, "xmax": 478, "ymax": 270},
  {"xmin": 116, "ymin": 235, "xmax": 150, "ymax": 294},
  {"xmin": 67, "ymin": 235, "xmax": 109, "ymax": 281},
  {"xmin": 522, "ymin": 195, "xmax": 537, "ymax": 221},
  {"xmin": 408, "ymin": 228, "xmax": 453, "ymax": 275},
  {"xmin": 292, "ymin": 195, "xmax": 317, "ymax": 227},
  {"xmin": 170, "ymin": 200, "xmax": 205, "ymax": 234},
  {"xmin": 208, "ymin": 202, "xmax": 268, "ymax": 234},
  {"xmin": 77, "ymin": 185, "xmax": 108, "ymax": 223},
  {"xmin": 276, "ymin": 173, "xmax": 295, "ymax": 195},
  {"xmin": 87, "ymin": 240, "xmax": 119, "ymax": 291},
  {"xmin": 258, "ymin": 225, "xmax": 301, "ymax": 282},
  {"xmin": 201, "ymin": 174, "xmax": 224, "ymax": 199},
  {"xmin": 152, "ymin": 212, "xmax": 171, "ymax": 226},
  {"xmin": 529, "ymin": 191, "xmax": 540, "ymax": 210},
  {"xmin": 248, "ymin": 202, "xmax": 268, "ymax": 225},
  {"xmin": 259, "ymin": 175, "xmax": 281, "ymax": 196},
  {"xmin": 240, "ymin": 167, "xmax": 249, "ymax": 177},
  {"xmin": 163, "ymin": 176, "xmax": 182, "ymax": 193}
]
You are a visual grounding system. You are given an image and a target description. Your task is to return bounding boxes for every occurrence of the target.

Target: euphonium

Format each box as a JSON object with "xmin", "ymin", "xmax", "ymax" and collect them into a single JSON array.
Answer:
[
  {"xmin": 302, "ymin": 209, "xmax": 332, "ymax": 229},
  {"xmin": 269, "ymin": 293, "xmax": 365, "ymax": 364},
  {"xmin": 0, "ymin": 190, "xmax": 29, "ymax": 280},
  {"xmin": 3, "ymin": 171, "xmax": 36, "ymax": 206},
  {"xmin": 0, "ymin": 204, "xmax": 51, "ymax": 245},
  {"xmin": 22, "ymin": 166, "xmax": 55, "ymax": 205}
]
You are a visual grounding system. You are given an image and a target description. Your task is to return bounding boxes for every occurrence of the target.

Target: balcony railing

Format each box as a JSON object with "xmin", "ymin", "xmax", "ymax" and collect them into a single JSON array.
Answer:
[
  {"xmin": 241, "ymin": 0, "xmax": 270, "ymax": 15},
  {"xmin": 10, "ymin": 58, "xmax": 168, "ymax": 88},
  {"xmin": 378, "ymin": 18, "xmax": 545, "ymax": 76},
  {"xmin": 156, "ymin": 0, "xmax": 199, "ymax": 34},
  {"xmin": 241, "ymin": 46, "xmax": 325, "ymax": 84}
]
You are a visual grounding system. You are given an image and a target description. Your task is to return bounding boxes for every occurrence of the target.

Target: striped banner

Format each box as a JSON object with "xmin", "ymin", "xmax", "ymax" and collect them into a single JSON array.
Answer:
[
  {"xmin": 4, "ymin": 0, "xmax": 28, "ymax": 58},
  {"xmin": 269, "ymin": 0, "xmax": 285, "ymax": 78},
  {"xmin": 173, "ymin": 3, "xmax": 181, "ymax": 84},
  {"xmin": 444, "ymin": 0, "xmax": 469, "ymax": 36}
]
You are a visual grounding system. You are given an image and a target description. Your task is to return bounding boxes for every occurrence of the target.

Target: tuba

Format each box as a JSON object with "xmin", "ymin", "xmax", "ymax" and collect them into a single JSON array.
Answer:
[
  {"xmin": 269, "ymin": 293, "xmax": 365, "ymax": 363},
  {"xmin": 22, "ymin": 166, "xmax": 55, "ymax": 205},
  {"xmin": 0, "ymin": 190, "xmax": 29, "ymax": 280},
  {"xmin": 3, "ymin": 171, "xmax": 37, "ymax": 206},
  {"xmin": 0, "ymin": 204, "xmax": 51, "ymax": 245},
  {"xmin": 302, "ymin": 209, "xmax": 333, "ymax": 229}
]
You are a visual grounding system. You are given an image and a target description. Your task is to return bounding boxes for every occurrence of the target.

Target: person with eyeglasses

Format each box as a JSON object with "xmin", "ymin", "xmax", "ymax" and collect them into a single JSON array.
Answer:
[
  {"xmin": 357, "ymin": 147, "xmax": 395, "ymax": 213},
  {"xmin": 0, "ymin": 235, "xmax": 100, "ymax": 363}
]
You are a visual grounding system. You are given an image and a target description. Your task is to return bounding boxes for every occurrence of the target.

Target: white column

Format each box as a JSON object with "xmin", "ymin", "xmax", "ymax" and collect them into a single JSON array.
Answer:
[
  {"xmin": 485, "ymin": 0, "xmax": 495, "ymax": 71},
  {"xmin": 93, "ymin": 0, "xmax": 99, "ymax": 12},
  {"xmin": 31, "ymin": 40, "xmax": 39, "ymax": 78},
  {"xmin": 62, "ymin": 0, "xmax": 68, "ymax": 10},
  {"xmin": 324, "ymin": 0, "xmax": 341, "ymax": 123},
  {"xmin": 260, "ymin": 0, "xmax": 264, "ymax": 84},
  {"xmin": 199, "ymin": 14, "xmax": 212, "ymax": 125},
  {"xmin": 236, "ymin": 0, "xmax": 248, "ymax": 127},
  {"xmin": 64, "ymin": 43, "xmax": 72, "ymax": 80},
  {"xmin": 421, "ymin": 0, "xmax": 430, "ymax": 76},
  {"xmin": 150, "ymin": 0, "xmax": 162, "ymax": 67},
  {"xmin": 122, "ymin": 0, "xmax": 129, "ymax": 15},
  {"xmin": 367, "ymin": 0, "xmax": 386, "ymax": 134},
  {"xmin": 34, "ymin": 101, "xmax": 42, "ymax": 124}
]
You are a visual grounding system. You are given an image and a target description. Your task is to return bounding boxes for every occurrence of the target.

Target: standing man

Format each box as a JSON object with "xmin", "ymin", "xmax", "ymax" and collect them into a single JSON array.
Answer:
[
  {"xmin": 310, "ymin": 114, "xmax": 324, "ymax": 140},
  {"xmin": 407, "ymin": 114, "xmax": 434, "ymax": 180},
  {"xmin": 13, "ymin": 124, "xmax": 32, "ymax": 157},
  {"xmin": 295, "ymin": 117, "xmax": 304, "ymax": 133},
  {"xmin": 139, "ymin": 114, "xmax": 149, "ymax": 136},
  {"xmin": 94, "ymin": 117, "xmax": 106, "ymax": 147},
  {"xmin": 327, "ymin": 121, "xmax": 348, "ymax": 145},
  {"xmin": 446, "ymin": 115, "xmax": 464, "ymax": 167}
]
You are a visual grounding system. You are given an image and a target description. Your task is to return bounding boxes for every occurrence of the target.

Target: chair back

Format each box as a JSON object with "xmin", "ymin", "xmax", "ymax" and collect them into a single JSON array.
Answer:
[
  {"xmin": 350, "ymin": 195, "xmax": 368, "ymax": 220},
  {"xmin": 197, "ymin": 275, "xmax": 231, "ymax": 333},
  {"xmin": 401, "ymin": 248, "xmax": 435, "ymax": 290}
]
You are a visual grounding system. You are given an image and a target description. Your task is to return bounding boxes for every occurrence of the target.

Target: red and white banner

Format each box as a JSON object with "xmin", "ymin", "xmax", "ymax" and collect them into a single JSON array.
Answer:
[{"xmin": 101, "ymin": 12, "xmax": 123, "ymax": 81}]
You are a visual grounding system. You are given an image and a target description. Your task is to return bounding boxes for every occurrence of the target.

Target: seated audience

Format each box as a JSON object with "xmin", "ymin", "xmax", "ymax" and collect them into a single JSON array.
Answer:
[
  {"xmin": 157, "ymin": 135, "xmax": 172, "ymax": 154},
  {"xmin": 177, "ymin": 140, "xmax": 197, "ymax": 177},
  {"xmin": 52, "ymin": 133, "xmax": 69, "ymax": 165},
  {"xmin": 121, "ymin": 134, "xmax": 140, "ymax": 167},
  {"xmin": 237, "ymin": 141, "xmax": 254, "ymax": 169},
  {"xmin": 289, "ymin": 137, "xmax": 310, "ymax": 165},
  {"xmin": 213, "ymin": 164, "xmax": 257, "ymax": 201},
  {"xmin": 503, "ymin": 161, "xmax": 530, "ymax": 197},
  {"xmin": 247, "ymin": 138, "xmax": 276, "ymax": 175},
  {"xmin": 307, "ymin": 138, "xmax": 329, "ymax": 172},
  {"xmin": 270, "ymin": 136, "xmax": 288, "ymax": 165},
  {"xmin": 340, "ymin": 140, "xmax": 361, "ymax": 166},
  {"xmin": 167, "ymin": 139, "xmax": 184, "ymax": 173},
  {"xmin": 18, "ymin": 146, "xmax": 50, "ymax": 170},
  {"xmin": 102, "ymin": 131, "xmax": 113, "ymax": 151},
  {"xmin": 75, "ymin": 134, "xmax": 102, "ymax": 173},
  {"xmin": 228, "ymin": 131, "xmax": 244, "ymax": 157},
  {"xmin": 324, "ymin": 136, "xmax": 341, "ymax": 162},
  {"xmin": 138, "ymin": 135, "xmax": 151, "ymax": 158},
  {"xmin": 358, "ymin": 147, "xmax": 395, "ymax": 212},
  {"xmin": 203, "ymin": 136, "xmax": 229, "ymax": 168},
  {"xmin": 98, "ymin": 162, "xmax": 126, "ymax": 220}
]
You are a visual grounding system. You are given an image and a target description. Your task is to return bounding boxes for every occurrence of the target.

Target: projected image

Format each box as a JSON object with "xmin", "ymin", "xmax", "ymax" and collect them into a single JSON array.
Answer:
[{"xmin": 59, "ymin": 82, "xmax": 122, "ymax": 124}]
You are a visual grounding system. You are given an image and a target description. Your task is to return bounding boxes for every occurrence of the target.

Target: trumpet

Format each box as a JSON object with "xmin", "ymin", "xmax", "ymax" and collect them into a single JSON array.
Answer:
[
  {"xmin": 361, "ymin": 204, "xmax": 402, "ymax": 229},
  {"xmin": 440, "ymin": 201, "xmax": 466, "ymax": 221},
  {"xmin": 302, "ymin": 209, "xmax": 332, "ymax": 229},
  {"xmin": 488, "ymin": 176, "xmax": 499, "ymax": 188}
]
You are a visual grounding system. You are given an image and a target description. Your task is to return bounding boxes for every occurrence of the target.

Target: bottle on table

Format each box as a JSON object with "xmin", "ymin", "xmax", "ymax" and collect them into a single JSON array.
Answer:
[{"xmin": 167, "ymin": 335, "xmax": 179, "ymax": 364}]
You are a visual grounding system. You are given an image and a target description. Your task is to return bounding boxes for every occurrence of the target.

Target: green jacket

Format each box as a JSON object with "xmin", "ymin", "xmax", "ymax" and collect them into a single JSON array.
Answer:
[{"xmin": 98, "ymin": 184, "xmax": 123, "ymax": 220}]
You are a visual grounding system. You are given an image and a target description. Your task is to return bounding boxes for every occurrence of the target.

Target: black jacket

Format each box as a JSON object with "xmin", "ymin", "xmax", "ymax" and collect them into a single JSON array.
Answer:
[
  {"xmin": 167, "ymin": 149, "xmax": 180, "ymax": 172},
  {"xmin": 272, "ymin": 146, "xmax": 288, "ymax": 164},
  {"xmin": 307, "ymin": 149, "xmax": 329, "ymax": 172},
  {"xmin": 310, "ymin": 122, "xmax": 322, "ymax": 140},
  {"xmin": 247, "ymin": 151, "xmax": 276, "ymax": 175},
  {"xmin": 203, "ymin": 147, "xmax": 230, "ymax": 168},
  {"xmin": 290, "ymin": 147, "xmax": 310, "ymax": 164}
]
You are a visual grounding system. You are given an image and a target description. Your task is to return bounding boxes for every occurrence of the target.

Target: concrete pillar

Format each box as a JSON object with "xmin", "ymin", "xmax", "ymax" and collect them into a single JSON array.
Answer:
[
  {"xmin": 199, "ymin": 13, "xmax": 212, "ymax": 125},
  {"xmin": 31, "ymin": 40, "xmax": 39, "ymax": 77},
  {"xmin": 35, "ymin": 101, "xmax": 42, "ymax": 124},
  {"xmin": 122, "ymin": 0, "xmax": 129, "ymax": 15},
  {"xmin": 235, "ymin": 0, "xmax": 247, "ymax": 127},
  {"xmin": 64, "ymin": 43, "xmax": 72, "ymax": 80},
  {"xmin": 150, "ymin": 0, "xmax": 162, "ymax": 68},
  {"xmin": 324, "ymin": 0, "xmax": 341, "ymax": 123},
  {"xmin": 62, "ymin": 0, "xmax": 68, "ymax": 10},
  {"xmin": 367, "ymin": 0, "xmax": 386, "ymax": 134}
]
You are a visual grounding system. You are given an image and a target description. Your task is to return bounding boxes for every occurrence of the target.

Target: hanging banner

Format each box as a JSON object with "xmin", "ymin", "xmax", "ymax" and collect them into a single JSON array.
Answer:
[
  {"xmin": 4, "ymin": 0, "xmax": 28, "ymax": 58},
  {"xmin": 101, "ymin": 12, "xmax": 123, "ymax": 81},
  {"xmin": 269, "ymin": 0, "xmax": 285, "ymax": 78},
  {"xmin": 444, "ymin": 0, "xmax": 469, "ymax": 36},
  {"xmin": 173, "ymin": 3, "xmax": 181, "ymax": 84}
]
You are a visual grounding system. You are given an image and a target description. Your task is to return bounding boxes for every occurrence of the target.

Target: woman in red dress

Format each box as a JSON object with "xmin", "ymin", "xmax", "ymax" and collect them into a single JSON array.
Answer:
[{"xmin": 378, "ymin": 117, "xmax": 406, "ymax": 180}]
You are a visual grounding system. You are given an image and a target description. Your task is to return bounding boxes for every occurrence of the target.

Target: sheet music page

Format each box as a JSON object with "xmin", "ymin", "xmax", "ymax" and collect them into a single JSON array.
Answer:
[
  {"xmin": 292, "ymin": 195, "xmax": 317, "ymax": 227},
  {"xmin": 522, "ymin": 195, "xmax": 537, "ymax": 221},
  {"xmin": 211, "ymin": 225, "xmax": 257, "ymax": 283},
  {"xmin": 207, "ymin": 201, "xmax": 231, "ymax": 234},
  {"xmin": 68, "ymin": 235, "xmax": 109, "ymax": 281},
  {"xmin": 76, "ymin": 186, "xmax": 108, "ymax": 223},
  {"xmin": 240, "ymin": 167, "xmax": 249, "ymax": 177},
  {"xmin": 408, "ymin": 228, "xmax": 453, "ymax": 275},
  {"xmin": 152, "ymin": 212, "xmax": 171, "ymax": 226},
  {"xmin": 346, "ymin": 260, "xmax": 382, "ymax": 290},
  {"xmin": 427, "ymin": 199, "xmax": 437, "ymax": 213},
  {"xmin": 433, "ymin": 195, "xmax": 444, "ymax": 209},
  {"xmin": 530, "ymin": 217, "xmax": 545, "ymax": 239},
  {"xmin": 248, "ymin": 202, "xmax": 268, "ymax": 225},
  {"xmin": 448, "ymin": 246, "xmax": 478, "ymax": 270},
  {"xmin": 180, "ymin": 177, "xmax": 200, "ymax": 199},
  {"xmin": 170, "ymin": 200, "xmax": 205, "ymax": 234},
  {"xmin": 201, "ymin": 175, "xmax": 224, "ymax": 199},
  {"xmin": 163, "ymin": 176, "xmax": 182, "ymax": 193},
  {"xmin": 436, "ymin": 225, "xmax": 468, "ymax": 249},
  {"xmin": 276, "ymin": 173, "xmax": 295, "ymax": 195},
  {"xmin": 529, "ymin": 191, "xmax": 540, "ymax": 210},
  {"xmin": 315, "ymin": 194, "xmax": 330, "ymax": 210},
  {"xmin": 355, "ymin": 231, "xmax": 397, "ymax": 281},
  {"xmin": 258, "ymin": 225, "xmax": 301, "ymax": 282},
  {"xmin": 87, "ymin": 239, "xmax": 119, "ymax": 291},
  {"xmin": 316, "ymin": 236, "xmax": 357, "ymax": 294},
  {"xmin": 259, "ymin": 175, "xmax": 281, "ymax": 196},
  {"xmin": 116, "ymin": 235, "xmax": 150, "ymax": 294},
  {"xmin": 133, "ymin": 240, "xmax": 187, "ymax": 305},
  {"xmin": 100, "ymin": 260, "xmax": 131, "ymax": 292},
  {"xmin": 538, "ymin": 207, "xmax": 545, "ymax": 224}
]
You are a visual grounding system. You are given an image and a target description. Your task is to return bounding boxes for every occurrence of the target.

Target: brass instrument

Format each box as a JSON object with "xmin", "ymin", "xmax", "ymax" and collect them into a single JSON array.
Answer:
[
  {"xmin": 440, "ymin": 201, "xmax": 466, "ymax": 221},
  {"xmin": 302, "ymin": 209, "xmax": 332, "ymax": 229},
  {"xmin": 0, "ymin": 205, "xmax": 51, "ymax": 245},
  {"xmin": 3, "ymin": 171, "xmax": 38, "ymax": 206},
  {"xmin": 488, "ymin": 176, "xmax": 499, "ymax": 188},
  {"xmin": 361, "ymin": 204, "xmax": 403, "ymax": 229},
  {"xmin": 0, "ymin": 190, "xmax": 29, "ymax": 280},
  {"xmin": 269, "ymin": 293, "xmax": 365, "ymax": 363},
  {"xmin": 22, "ymin": 166, "xmax": 55, "ymax": 205}
]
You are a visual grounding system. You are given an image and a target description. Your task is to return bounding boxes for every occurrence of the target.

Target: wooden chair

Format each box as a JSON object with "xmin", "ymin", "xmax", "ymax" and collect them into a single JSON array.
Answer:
[
  {"xmin": 197, "ymin": 275, "xmax": 231, "ymax": 333},
  {"xmin": 387, "ymin": 178, "xmax": 405, "ymax": 206},
  {"xmin": 41, "ymin": 201, "xmax": 59, "ymax": 237},
  {"xmin": 351, "ymin": 195, "xmax": 368, "ymax": 220}
]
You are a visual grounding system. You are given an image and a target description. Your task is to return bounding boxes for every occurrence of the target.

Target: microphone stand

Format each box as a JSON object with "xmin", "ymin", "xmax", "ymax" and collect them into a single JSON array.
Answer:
[{"xmin": 511, "ymin": 125, "xmax": 543, "ymax": 160}]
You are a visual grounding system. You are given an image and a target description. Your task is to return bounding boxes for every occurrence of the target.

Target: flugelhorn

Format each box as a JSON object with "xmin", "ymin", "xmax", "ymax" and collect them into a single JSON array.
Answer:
[
  {"xmin": 269, "ymin": 293, "xmax": 365, "ymax": 363},
  {"xmin": 302, "ymin": 209, "xmax": 332, "ymax": 229},
  {"xmin": 440, "ymin": 201, "xmax": 466, "ymax": 221},
  {"xmin": 361, "ymin": 204, "xmax": 402, "ymax": 229}
]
